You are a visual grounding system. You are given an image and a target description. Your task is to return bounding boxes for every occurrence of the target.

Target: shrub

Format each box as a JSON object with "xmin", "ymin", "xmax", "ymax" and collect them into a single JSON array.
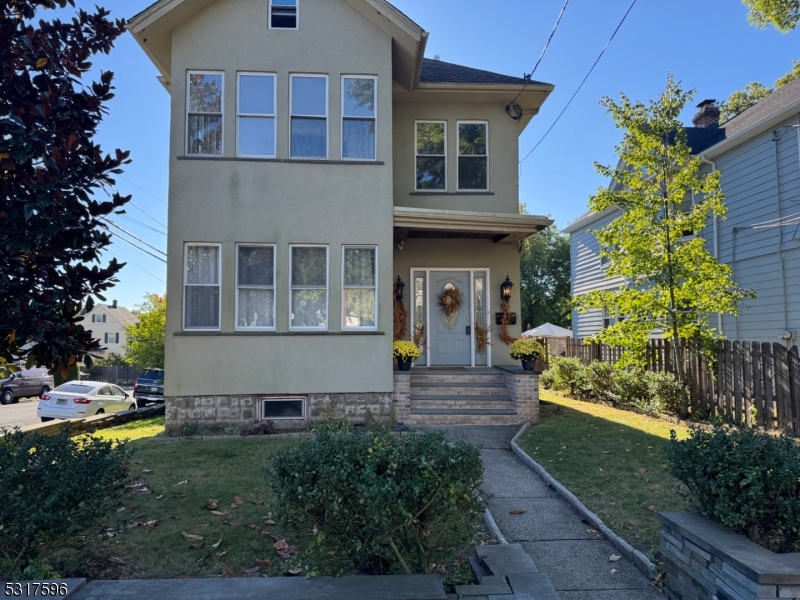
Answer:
[
  {"xmin": 546, "ymin": 357, "xmax": 585, "ymax": 396},
  {"xmin": 267, "ymin": 429, "xmax": 484, "ymax": 575},
  {"xmin": 509, "ymin": 339, "xmax": 545, "ymax": 361},
  {"xmin": 583, "ymin": 361, "xmax": 618, "ymax": 403},
  {"xmin": 614, "ymin": 368, "xmax": 649, "ymax": 408},
  {"xmin": 0, "ymin": 429, "xmax": 132, "ymax": 579},
  {"xmin": 667, "ymin": 426, "xmax": 800, "ymax": 553},
  {"xmin": 644, "ymin": 371, "xmax": 683, "ymax": 415},
  {"xmin": 539, "ymin": 368, "xmax": 556, "ymax": 390}
]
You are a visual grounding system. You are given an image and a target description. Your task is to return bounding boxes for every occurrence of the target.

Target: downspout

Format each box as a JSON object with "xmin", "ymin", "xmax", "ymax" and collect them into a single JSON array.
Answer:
[
  {"xmin": 772, "ymin": 130, "xmax": 790, "ymax": 335},
  {"xmin": 700, "ymin": 155, "xmax": 723, "ymax": 336}
]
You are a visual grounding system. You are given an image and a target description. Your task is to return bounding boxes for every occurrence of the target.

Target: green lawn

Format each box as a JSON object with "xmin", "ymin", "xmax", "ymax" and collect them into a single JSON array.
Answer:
[{"xmin": 519, "ymin": 390, "xmax": 692, "ymax": 563}]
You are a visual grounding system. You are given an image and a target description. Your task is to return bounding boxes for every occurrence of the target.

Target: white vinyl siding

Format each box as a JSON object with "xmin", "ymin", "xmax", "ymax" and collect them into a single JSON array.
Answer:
[
  {"xmin": 341, "ymin": 76, "xmax": 377, "ymax": 161},
  {"xmin": 290, "ymin": 75, "xmax": 328, "ymax": 159},
  {"xmin": 290, "ymin": 245, "xmax": 329, "ymax": 330},
  {"xmin": 186, "ymin": 71, "xmax": 223, "ymax": 156},
  {"xmin": 184, "ymin": 244, "xmax": 222, "ymax": 331},
  {"xmin": 342, "ymin": 246, "xmax": 377, "ymax": 330},
  {"xmin": 237, "ymin": 73, "xmax": 276, "ymax": 158}
]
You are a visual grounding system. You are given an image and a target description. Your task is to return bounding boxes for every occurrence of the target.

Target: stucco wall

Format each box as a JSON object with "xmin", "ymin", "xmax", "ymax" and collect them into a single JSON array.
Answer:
[
  {"xmin": 165, "ymin": 0, "xmax": 395, "ymax": 397},
  {"xmin": 392, "ymin": 95, "xmax": 523, "ymax": 214},
  {"xmin": 393, "ymin": 238, "xmax": 523, "ymax": 366}
]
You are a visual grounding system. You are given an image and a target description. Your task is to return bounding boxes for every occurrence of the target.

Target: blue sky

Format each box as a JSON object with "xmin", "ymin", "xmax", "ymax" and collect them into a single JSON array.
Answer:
[{"xmin": 57, "ymin": 0, "xmax": 799, "ymax": 310}]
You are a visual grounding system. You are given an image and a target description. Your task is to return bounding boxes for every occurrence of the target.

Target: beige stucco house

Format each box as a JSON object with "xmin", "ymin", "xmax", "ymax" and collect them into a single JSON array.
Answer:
[
  {"xmin": 128, "ymin": 0, "xmax": 554, "ymax": 428},
  {"xmin": 82, "ymin": 301, "xmax": 138, "ymax": 357}
]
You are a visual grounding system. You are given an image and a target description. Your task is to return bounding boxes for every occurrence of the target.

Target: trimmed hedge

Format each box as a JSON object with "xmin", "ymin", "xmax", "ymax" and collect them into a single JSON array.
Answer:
[
  {"xmin": 267, "ymin": 429, "xmax": 484, "ymax": 576},
  {"xmin": 540, "ymin": 357, "xmax": 683, "ymax": 415},
  {"xmin": 667, "ymin": 425, "xmax": 800, "ymax": 553}
]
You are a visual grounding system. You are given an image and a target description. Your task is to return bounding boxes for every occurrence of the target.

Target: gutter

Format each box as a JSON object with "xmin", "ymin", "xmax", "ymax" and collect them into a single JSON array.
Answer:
[{"xmin": 699, "ymin": 156, "xmax": 723, "ymax": 337}]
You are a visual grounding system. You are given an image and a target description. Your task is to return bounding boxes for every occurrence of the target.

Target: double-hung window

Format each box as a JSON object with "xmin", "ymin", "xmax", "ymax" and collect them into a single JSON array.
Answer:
[
  {"xmin": 184, "ymin": 244, "xmax": 221, "ymax": 330},
  {"xmin": 342, "ymin": 246, "xmax": 377, "ymax": 329},
  {"xmin": 458, "ymin": 121, "xmax": 488, "ymax": 191},
  {"xmin": 269, "ymin": 0, "xmax": 297, "ymax": 29},
  {"xmin": 236, "ymin": 245, "xmax": 276, "ymax": 330},
  {"xmin": 415, "ymin": 121, "xmax": 446, "ymax": 191},
  {"xmin": 237, "ymin": 73, "xmax": 276, "ymax": 158},
  {"xmin": 187, "ymin": 72, "xmax": 224, "ymax": 156},
  {"xmin": 290, "ymin": 246, "xmax": 328, "ymax": 330},
  {"xmin": 92, "ymin": 314, "xmax": 107, "ymax": 324},
  {"xmin": 342, "ymin": 76, "xmax": 377, "ymax": 160},
  {"xmin": 290, "ymin": 75, "xmax": 327, "ymax": 159},
  {"xmin": 104, "ymin": 332, "xmax": 120, "ymax": 344}
]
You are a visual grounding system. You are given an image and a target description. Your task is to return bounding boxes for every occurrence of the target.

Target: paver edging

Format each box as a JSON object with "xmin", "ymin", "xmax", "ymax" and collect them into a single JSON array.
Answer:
[{"xmin": 510, "ymin": 421, "xmax": 658, "ymax": 580}]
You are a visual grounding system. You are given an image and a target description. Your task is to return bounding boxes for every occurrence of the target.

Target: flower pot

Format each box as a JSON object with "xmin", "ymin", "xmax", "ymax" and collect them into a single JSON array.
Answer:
[
  {"xmin": 521, "ymin": 359, "xmax": 535, "ymax": 371},
  {"xmin": 397, "ymin": 357, "xmax": 413, "ymax": 371}
]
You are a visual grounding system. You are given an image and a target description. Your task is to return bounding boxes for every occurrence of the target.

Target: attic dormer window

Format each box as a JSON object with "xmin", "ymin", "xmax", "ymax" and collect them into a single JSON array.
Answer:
[{"xmin": 270, "ymin": 0, "xmax": 297, "ymax": 29}]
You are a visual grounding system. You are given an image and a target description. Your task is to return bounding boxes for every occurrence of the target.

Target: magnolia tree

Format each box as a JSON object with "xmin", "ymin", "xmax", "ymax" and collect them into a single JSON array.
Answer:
[
  {"xmin": 0, "ymin": 0, "xmax": 130, "ymax": 376},
  {"xmin": 576, "ymin": 75, "xmax": 754, "ymax": 415}
]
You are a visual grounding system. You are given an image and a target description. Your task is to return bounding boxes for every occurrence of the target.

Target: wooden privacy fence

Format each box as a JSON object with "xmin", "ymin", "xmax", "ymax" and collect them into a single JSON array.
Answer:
[
  {"xmin": 563, "ymin": 338, "xmax": 800, "ymax": 434},
  {"xmin": 91, "ymin": 364, "xmax": 142, "ymax": 387}
]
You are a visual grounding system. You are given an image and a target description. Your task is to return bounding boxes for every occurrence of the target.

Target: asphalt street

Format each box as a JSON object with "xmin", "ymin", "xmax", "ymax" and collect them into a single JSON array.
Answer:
[{"xmin": 0, "ymin": 400, "xmax": 40, "ymax": 429}]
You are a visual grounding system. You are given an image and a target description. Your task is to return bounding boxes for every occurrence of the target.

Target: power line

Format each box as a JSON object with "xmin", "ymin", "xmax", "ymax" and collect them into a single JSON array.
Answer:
[
  {"xmin": 751, "ymin": 210, "xmax": 800, "ymax": 228},
  {"xmin": 128, "ymin": 199, "xmax": 168, "ymax": 229},
  {"xmin": 108, "ymin": 247, "xmax": 166, "ymax": 285},
  {"xmin": 117, "ymin": 213, "xmax": 167, "ymax": 236},
  {"xmin": 103, "ymin": 218, "xmax": 167, "ymax": 257},
  {"xmin": 520, "ymin": 0, "xmax": 639, "ymax": 164},
  {"xmin": 117, "ymin": 174, "xmax": 168, "ymax": 206},
  {"xmin": 507, "ymin": 0, "xmax": 570, "ymax": 111},
  {"xmin": 109, "ymin": 232, "xmax": 167, "ymax": 264}
]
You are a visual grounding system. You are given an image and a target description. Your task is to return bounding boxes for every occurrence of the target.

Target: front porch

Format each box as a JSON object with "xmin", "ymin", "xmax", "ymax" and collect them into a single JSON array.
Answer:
[{"xmin": 393, "ymin": 366, "xmax": 540, "ymax": 426}]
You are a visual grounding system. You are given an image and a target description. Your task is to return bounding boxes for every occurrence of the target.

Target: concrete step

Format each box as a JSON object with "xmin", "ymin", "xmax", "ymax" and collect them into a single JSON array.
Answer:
[
  {"xmin": 411, "ymin": 408, "xmax": 517, "ymax": 416},
  {"xmin": 410, "ymin": 374, "xmax": 505, "ymax": 384},
  {"xmin": 406, "ymin": 413, "xmax": 523, "ymax": 426},
  {"xmin": 410, "ymin": 394, "xmax": 512, "ymax": 403},
  {"xmin": 411, "ymin": 382, "xmax": 508, "ymax": 396},
  {"xmin": 411, "ymin": 399, "xmax": 513, "ymax": 411}
]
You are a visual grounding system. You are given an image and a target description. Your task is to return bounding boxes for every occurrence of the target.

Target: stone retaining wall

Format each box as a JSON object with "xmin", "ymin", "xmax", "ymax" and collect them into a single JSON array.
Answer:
[{"xmin": 659, "ymin": 512, "xmax": 800, "ymax": 600}]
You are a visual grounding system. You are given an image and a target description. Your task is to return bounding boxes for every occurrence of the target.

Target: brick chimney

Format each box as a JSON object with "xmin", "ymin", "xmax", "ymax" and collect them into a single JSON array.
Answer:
[
  {"xmin": 692, "ymin": 99, "xmax": 720, "ymax": 128},
  {"xmin": 112, "ymin": 299, "xmax": 118, "ymax": 309}
]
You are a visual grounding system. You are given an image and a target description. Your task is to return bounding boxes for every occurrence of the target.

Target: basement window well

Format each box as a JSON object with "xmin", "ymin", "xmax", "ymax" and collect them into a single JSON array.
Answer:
[
  {"xmin": 260, "ymin": 397, "xmax": 306, "ymax": 420},
  {"xmin": 270, "ymin": 0, "xmax": 298, "ymax": 29}
]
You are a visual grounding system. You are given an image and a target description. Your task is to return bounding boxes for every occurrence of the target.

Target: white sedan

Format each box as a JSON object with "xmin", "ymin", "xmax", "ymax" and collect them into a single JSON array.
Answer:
[{"xmin": 38, "ymin": 381, "xmax": 137, "ymax": 422}]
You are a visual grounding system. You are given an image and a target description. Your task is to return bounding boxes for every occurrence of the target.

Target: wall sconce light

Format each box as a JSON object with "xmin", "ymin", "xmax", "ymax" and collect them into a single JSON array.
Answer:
[
  {"xmin": 500, "ymin": 276, "xmax": 514, "ymax": 303},
  {"xmin": 394, "ymin": 276, "xmax": 406, "ymax": 302}
]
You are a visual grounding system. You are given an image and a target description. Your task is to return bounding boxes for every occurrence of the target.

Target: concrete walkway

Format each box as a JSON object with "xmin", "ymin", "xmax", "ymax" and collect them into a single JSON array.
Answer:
[{"xmin": 417, "ymin": 425, "xmax": 663, "ymax": 600}]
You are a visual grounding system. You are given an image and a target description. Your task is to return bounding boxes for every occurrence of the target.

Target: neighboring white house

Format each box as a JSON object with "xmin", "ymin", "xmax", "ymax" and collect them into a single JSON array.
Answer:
[
  {"xmin": 565, "ymin": 80, "xmax": 800, "ymax": 347},
  {"xmin": 82, "ymin": 301, "xmax": 139, "ymax": 356}
]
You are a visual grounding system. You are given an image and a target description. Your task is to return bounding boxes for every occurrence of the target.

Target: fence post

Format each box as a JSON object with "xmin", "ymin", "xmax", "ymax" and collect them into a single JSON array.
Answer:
[
  {"xmin": 762, "ymin": 342, "xmax": 775, "ymax": 430},
  {"xmin": 751, "ymin": 343, "xmax": 764, "ymax": 428},
  {"xmin": 790, "ymin": 346, "xmax": 800, "ymax": 436},
  {"xmin": 774, "ymin": 343, "xmax": 791, "ymax": 433}
]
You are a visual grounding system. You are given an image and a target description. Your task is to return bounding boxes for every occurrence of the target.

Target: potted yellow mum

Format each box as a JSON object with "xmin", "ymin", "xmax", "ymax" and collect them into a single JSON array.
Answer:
[
  {"xmin": 393, "ymin": 340, "xmax": 421, "ymax": 372},
  {"xmin": 509, "ymin": 338, "xmax": 545, "ymax": 371}
]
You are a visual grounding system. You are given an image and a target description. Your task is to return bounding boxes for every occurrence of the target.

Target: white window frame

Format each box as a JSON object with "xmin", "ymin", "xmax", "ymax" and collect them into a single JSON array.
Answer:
[
  {"xmin": 341, "ymin": 245, "xmax": 378, "ymax": 331},
  {"xmin": 259, "ymin": 396, "xmax": 306, "ymax": 421},
  {"xmin": 289, "ymin": 244, "xmax": 329, "ymax": 331},
  {"xmin": 268, "ymin": 0, "xmax": 299, "ymax": 30},
  {"xmin": 415, "ymin": 120, "xmax": 447, "ymax": 192},
  {"xmin": 341, "ymin": 75, "xmax": 378, "ymax": 162},
  {"xmin": 186, "ymin": 71, "xmax": 225, "ymax": 157},
  {"xmin": 237, "ymin": 73, "xmax": 277, "ymax": 158},
  {"xmin": 290, "ymin": 74, "xmax": 328, "ymax": 160},
  {"xmin": 183, "ymin": 242, "xmax": 222, "ymax": 332},
  {"xmin": 235, "ymin": 243, "xmax": 277, "ymax": 332},
  {"xmin": 457, "ymin": 120, "xmax": 489, "ymax": 192}
]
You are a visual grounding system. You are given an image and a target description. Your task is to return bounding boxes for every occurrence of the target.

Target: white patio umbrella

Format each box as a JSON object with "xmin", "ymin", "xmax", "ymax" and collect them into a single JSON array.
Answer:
[{"xmin": 521, "ymin": 323, "xmax": 573, "ymax": 338}]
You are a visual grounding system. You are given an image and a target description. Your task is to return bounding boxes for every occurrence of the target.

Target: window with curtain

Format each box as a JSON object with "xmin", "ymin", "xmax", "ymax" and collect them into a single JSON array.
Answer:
[
  {"xmin": 291, "ymin": 75, "xmax": 327, "ymax": 159},
  {"xmin": 270, "ymin": 0, "xmax": 297, "ymax": 29},
  {"xmin": 238, "ymin": 73, "xmax": 276, "ymax": 157},
  {"xmin": 184, "ymin": 244, "xmax": 221, "ymax": 330},
  {"xmin": 187, "ymin": 72, "xmax": 223, "ymax": 156},
  {"xmin": 290, "ymin": 246, "xmax": 328, "ymax": 329},
  {"xmin": 416, "ymin": 121, "xmax": 446, "ymax": 191},
  {"xmin": 237, "ymin": 245, "xmax": 275, "ymax": 330},
  {"xmin": 342, "ymin": 246, "xmax": 377, "ymax": 329},
  {"xmin": 342, "ymin": 77, "xmax": 376, "ymax": 160},
  {"xmin": 458, "ymin": 122, "xmax": 488, "ymax": 190}
]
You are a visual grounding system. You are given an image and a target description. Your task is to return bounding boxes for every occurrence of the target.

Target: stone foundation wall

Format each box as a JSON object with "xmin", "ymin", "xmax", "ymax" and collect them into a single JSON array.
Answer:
[
  {"xmin": 166, "ymin": 392, "xmax": 393, "ymax": 429},
  {"xmin": 659, "ymin": 512, "xmax": 800, "ymax": 600},
  {"xmin": 500, "ymin": 370, "xmax": 540, "ymax": 424}
]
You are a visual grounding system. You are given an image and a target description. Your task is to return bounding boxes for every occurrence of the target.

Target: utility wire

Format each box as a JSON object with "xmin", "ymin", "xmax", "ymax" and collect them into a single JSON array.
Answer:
[
  {"xmin": 127, "ymin": 199, "xmax": 168, "ymax": 229},
  {"xmin": 117, "ymin": 213, "xmax": 167, "ymax": 236},
  {"xmin": 117, "ymin": 174, "xmax": 168, "ymax": 206},
  {"xmin": 750, "ymin": 210, "xmax": 800, "ymax": 228},
  {"xmin": 108, "ymin": 247, "xmax": 166, "ymax": 284},
  {"xmin": 507, "ymin": 0, "xmax": 570, "ymax": 111},
  {"xmin": 108, "ymin": 231, "xmax": 167, "ymax": 264},
  {"xmin": 103, "ymin": 218, "xmax": 167, "ymax": 257},
  {"xmin": 520, "ymin": 0, "xmax": 639, "ymax": 164}
]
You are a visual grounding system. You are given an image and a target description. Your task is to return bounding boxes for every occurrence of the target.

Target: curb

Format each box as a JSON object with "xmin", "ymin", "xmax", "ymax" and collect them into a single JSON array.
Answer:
[
  {"xmin": 482, "ymin": 507, "xmax": 508, "ymax": 545},
  {"xmin": 510, "ymin": 421, "xmax": 658, "ymax": 580}
]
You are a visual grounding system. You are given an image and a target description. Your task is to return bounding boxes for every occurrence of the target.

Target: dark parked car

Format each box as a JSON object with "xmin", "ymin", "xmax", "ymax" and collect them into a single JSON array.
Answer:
[
  {"xmin": 133, "ymin": 368, "xmax": 164, "ymax": 408},
  {"xmin": 1, "ymin": 367, "xmax": 54, "ymax": 405}
]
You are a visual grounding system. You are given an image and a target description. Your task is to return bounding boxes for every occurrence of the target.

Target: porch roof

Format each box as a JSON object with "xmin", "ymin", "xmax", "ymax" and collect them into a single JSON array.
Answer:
[{"xmin": 393, "ymin": 207, "xmax": 553, "ymax": 245}]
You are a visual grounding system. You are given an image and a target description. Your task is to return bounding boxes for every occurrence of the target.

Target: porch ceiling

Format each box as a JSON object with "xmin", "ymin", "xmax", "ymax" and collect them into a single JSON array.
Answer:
[{"xmin": 394, "ymin": 207, "xmax": 553, "ymax": 244}]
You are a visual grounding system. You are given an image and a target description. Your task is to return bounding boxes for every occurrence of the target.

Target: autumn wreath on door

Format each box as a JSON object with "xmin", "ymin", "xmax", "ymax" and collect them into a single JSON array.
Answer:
[{"xmin": 438, "ymin": 283, "xmax": 463, "ymax": 331}]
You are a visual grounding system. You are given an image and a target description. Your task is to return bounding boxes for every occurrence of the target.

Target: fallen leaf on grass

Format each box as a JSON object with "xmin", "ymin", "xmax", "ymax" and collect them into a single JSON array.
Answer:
[
  {"xmin": 216, "ymin": 551, "xmax": 227, "ymax": 558},
  {"xmin": 223, "ymin": 565, "xmax": 235, "ymax": 578},
  {"xmin": 601, "ymin": 451, "xmax": 612, "ymax": 455},
  {"xmin": 260, "ymin": 530, "xmax": 271, "ymax": 536},
  {"xmin": 203, "ymin": 499, "xmax": 219, "ymax": 510},
  {"xmin": 638, "ymin": 468, "xmax": 647, "ymax": 475},
  {"xmin": 248, "ymin": 524, "xmax": 259, "ymax": 530},
  {"xmin": 609, "ymin": 554, "xmax": 621, "ymax": 562},
  {"xmin": 273, "ymin": 539, "xmax": 289, "ymax": 551},
  {"xmin": 174, "ymin": 480, "xmax": 189, "ymax": 486},
  {"xmin": 109, "ymin": 557, "xmax": 126, "ymax": 565},
  {"xmin": 222, "ymin": 520, "xmax": 237, "ymax": 527},
  {"xmin": 127, "ymin": 483, "xmax": 150, "ymax": 494},
  {"xmin": 312, "ymin": 525, "xmax": 319, "ymax": 535},
  {"xmin": 141, "ymin": 469, "xmax": 153, "ymax": 475},
  {"xmin": 287, "ymin": 567, "xmax": 303, "ymax": 575},
  {"xmin": 212, "ymin": 538, "xmax": 222, "ymax": 549},
  {"xmin": 264, "ymin": 519, "xmax": 276, "ymax": 525},
  {"xmin": 126, "ymin": 505, "xmax": 138, "ymax": 511},
  {"xmin": 229, "ymin": 503, "xmax": 239, "ymax": 510},
  {"xmin": 128, "ymin": 522, "xmax": 145, "ymax": 530},
  {"xmin": 256, "ymin": 559, "xmax": 272, "ymax": 568},
  {"xmin": 243, "ymin": 567, "xmax": 260, "ymax": 575},
  {"xmin": 197, "ymin": 524, "xmax": 210, "ymax": 531},
  {"xmin": 276, "ymin": 550, "xmax": 291, "ymax": 559},
  {"xmin": 586, "ymin": 529, "xmax": 601, "ymax": 538},
  {"xmin": 233, "ymin": 496, "xmax": 245, "ymax": 505},
  {"xmin": 611, "ymin": 569, "xmax": 618, "ymax": 575},
  {"xmin": 182, "ymin": 532, "xmax": 204, "ymax": 541},
  {"xmin": 210, "ymin": 511, "xmax": 229, "ymax": 517},
  {"xmin": 648, "ymin": 505, "xmax": 657, "ymax": 512},
  {"xmin": 509, "ymin": 509, "xmax": 526, "ymax": 515},
  {"xmin": 251, "ymin": 494, "xmax": 265, "ymax": 505},
  {"xmin": 188, "ymin": 542, "xmax": 205, "ymax": 549},
  {"xmin": 143, "ymin": 520, "xmax": 159, "ymax": 530}
]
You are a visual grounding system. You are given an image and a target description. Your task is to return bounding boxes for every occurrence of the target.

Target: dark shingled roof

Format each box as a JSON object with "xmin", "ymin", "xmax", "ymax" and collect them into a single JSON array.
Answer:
[
  {"xmin": 684, "ymin": 127, "xmax": 727, "ymax": 155},
  {"xmin": 419, "ymin": 58, "xmax": 546, "ymax": 86},
  {"xmin": 722, "ymin": 77, "xmax": 800, "ymax": 136}
]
